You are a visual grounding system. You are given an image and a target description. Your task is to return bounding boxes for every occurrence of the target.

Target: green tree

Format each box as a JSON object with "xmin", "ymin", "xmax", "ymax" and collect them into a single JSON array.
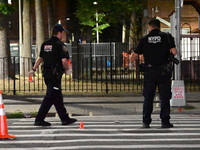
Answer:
[{"xmin": 76, "ymin": 0, "xmax": 143, "ymax": 45}]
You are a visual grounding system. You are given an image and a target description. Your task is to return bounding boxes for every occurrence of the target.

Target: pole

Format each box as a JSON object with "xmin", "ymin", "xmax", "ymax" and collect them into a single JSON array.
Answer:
[
  {"xmin": 96, "ymin": 10, "xmax": 99, "ymax": 43},
  {"xmin": 19, "ymin": 0, "xmax": 23, "ymax": 75},
  {"xmin": 175, "ymin": 0, "xmax": 181, "ymax": 80},
  {"xmin": 19, "ymin": 0, "xmax": 22, "ymax": 53},
  {"xmin": 170, "ymin": 0, "xmax": 186, "ymax": 107},
  {"xmin": 93, "ymin": 2, "xmax": 99, "ymax": 43}
]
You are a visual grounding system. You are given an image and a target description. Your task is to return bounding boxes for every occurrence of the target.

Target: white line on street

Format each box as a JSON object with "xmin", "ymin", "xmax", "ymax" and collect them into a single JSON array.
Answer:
[
  {"xmin": 1, "ymin": 138, "xmax": 200, "ymax": 144},
  {"xmin": 4, "ymin": 144, "xmax": 200, "ymax": 150},
  {"xmin": 11, "ymin": 132, "xmax": 200, "ymax": 138}
]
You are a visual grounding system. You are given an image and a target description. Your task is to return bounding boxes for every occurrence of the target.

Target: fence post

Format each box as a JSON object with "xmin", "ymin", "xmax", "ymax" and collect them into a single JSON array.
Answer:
[
  {"xmin": 13, "ymin": 57, "xmax": 16, "ymax": 95},
  {"xmin": 105, "ymin": 56, "xmax": 109, "ymax": 94},
  {"xmin": 90, "ymin": 42, "xmax": 93, "ymax": 81},
  {"xmin": 110, "ymin": 41, "xmax": 113, "ymax": 86},
  {"xmin": 72, "ymin": 41, "xmax": 79, "ymax": 80}
]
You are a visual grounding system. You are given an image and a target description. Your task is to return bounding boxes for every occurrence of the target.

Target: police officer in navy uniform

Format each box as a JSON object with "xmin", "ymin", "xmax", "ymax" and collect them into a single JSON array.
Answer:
[
  {"xmin": 130, "ymin": 19, "xmax": 177, "ymax": 128},
  {"xmin": 29, "ymin": 24, "xmax": 77, "ymax": 126}
]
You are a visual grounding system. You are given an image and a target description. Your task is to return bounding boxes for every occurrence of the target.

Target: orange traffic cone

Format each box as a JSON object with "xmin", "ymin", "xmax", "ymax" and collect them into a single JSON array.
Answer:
[
  {"xmin": 0, "ymin": 90, "xmax": 16, "ymax": 139},
  {"xmin": 28, "ymin": 74, "xmax": 34, "ymax": 82},
  {"xmin": 67, "ymin": 59, "xmax": 71, "ymax": 65},
  {"xmin": 79, "ymin": 121, "xmax": 85, "ymax": 129},
  {"xmin": 178, "ymin": 107, "xmax": 183, "ymax": 112}
]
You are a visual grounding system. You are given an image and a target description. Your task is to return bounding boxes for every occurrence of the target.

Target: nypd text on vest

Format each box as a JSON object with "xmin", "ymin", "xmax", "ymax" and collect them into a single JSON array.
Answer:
[{"xmin": 148, "ymin": 36, "xmax": 161, "ymax": 44}]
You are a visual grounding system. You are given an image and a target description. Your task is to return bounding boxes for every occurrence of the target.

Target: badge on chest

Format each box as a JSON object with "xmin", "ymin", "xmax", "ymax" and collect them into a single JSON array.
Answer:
[{"xmin": 44, "ymin": 45, "xmax": 53, "ymax": 52}]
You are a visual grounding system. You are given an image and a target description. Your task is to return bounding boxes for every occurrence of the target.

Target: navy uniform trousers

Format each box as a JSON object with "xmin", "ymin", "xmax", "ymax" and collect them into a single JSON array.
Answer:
[
  {"xmin": 143, "ymin": 66, "xmax": 172, "ymax": 125},
  {"xmin": 35, "ymin": 71, "xmax": 70, "ymax": 122}
]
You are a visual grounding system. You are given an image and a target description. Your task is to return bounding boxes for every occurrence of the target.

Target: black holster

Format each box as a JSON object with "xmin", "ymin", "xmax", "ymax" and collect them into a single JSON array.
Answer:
[
  {"xmin": 162, "ymin": 64, "xmax": 173, "ymax": 75},
  {"xmin": 42, "ymin": 67, "xmax": 63, "ymax": 80},
  {"xmin": 139, "ymin": 63, "xmax": 146, "ymax": 72}
]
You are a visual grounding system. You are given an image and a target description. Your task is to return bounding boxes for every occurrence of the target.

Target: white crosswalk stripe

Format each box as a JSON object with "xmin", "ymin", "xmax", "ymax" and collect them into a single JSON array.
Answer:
[{"xmin": 1, "ymin": 114, "xmax": 200, "ymax": 149}]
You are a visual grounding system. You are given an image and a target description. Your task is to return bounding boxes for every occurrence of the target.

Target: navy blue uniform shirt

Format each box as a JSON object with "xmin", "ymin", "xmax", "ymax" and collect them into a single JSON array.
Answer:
[
  {"xmin": 39, "ymin": 36, "xmax": 68, "ymax": 71},
  {"xmin": 134, "ymin": 29, "xmax": 175, "ymax": 66}
]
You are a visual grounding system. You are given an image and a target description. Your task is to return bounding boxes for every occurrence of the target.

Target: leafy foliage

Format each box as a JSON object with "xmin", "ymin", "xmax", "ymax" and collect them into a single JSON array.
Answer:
[
  {"xmin": 0, "ymin": 3, "xmax": 16, "ymax": 15},
  {"xmin": 76, "ymin": 0, "xmax": 109, "ymax": 35},
  {"xmin": 76, "ymin": 0, "xmax": 143, "ymax": 43}
]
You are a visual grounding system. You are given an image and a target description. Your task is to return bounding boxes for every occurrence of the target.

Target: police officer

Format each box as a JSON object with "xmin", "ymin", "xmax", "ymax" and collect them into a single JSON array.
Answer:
[
  {"xmin": 29, "ymin": 24, "xmax": 77, "ymax": 126},
  {"xmin": 130, "ymin": 19, "xmax": 177, "ymax": 128}
]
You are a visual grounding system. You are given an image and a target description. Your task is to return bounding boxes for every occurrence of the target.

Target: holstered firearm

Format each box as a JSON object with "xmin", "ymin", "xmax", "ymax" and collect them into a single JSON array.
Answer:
[{"xmin": 168, "ymin": 53, "xmax": 179, "ymax": 65}]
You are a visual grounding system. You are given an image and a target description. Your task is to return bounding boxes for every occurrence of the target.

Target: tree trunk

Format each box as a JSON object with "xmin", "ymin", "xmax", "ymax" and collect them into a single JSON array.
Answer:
[
  {"xmin": 47, "ymin": 0, "xmax": 54, "ymax": 37},
  {"xmin": 0, "ymin": 14, "xmax": 8, "ymax": 79},
  {"xmin": 129, "ymin": 12, "xmax": 137, "ymax": 49},
  {"xmin": 21, "ymin": 0, "xmax": 32, "ymax": 75},
  {"xmin": 0, "ymin": 0, "xmax": 14, "ymax": 79},
  {"xmin": 35, "ymin": 0, "xmax": 44, "ymax": 59}
]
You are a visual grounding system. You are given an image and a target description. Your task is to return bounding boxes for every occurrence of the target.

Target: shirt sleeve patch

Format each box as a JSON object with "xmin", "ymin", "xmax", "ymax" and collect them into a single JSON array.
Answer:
[{"xmin": 44, "ymin": 45, "xmax": 53, "ymax": 52}]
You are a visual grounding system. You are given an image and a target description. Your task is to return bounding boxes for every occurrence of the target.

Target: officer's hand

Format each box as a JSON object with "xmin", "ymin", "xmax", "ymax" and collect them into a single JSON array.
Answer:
[
  {"xmin": 28, "ymin": 70, "xmax": 35, "ymax": 76},
  {"xmin": 170, "ymin": 48, "xmax": 177, "ymax": 55},
  {"xmin": 65, "ymin": 69, "xmax": 72, "ymax": 75},
  {"xmin": 68, "ymin": 63, "xmax": 72, "ymax": 69},
  {"xmin": 122, "ymin": 52, "xmax": 129, "ymax": 57}
]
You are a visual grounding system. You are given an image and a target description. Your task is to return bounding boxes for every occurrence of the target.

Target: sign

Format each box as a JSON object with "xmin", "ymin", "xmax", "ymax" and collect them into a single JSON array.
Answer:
[{"xmin": 170, "ymin": 80, "xmax": 186, "ymax": 106}]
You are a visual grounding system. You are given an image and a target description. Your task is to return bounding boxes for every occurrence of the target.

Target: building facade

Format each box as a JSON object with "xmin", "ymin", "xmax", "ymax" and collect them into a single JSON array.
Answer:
[
  {"xmin": 143, "ymin": 0, "xmax": 200, "ymax": 35},
  {"xmin": 8, "ymin": 0, "xmax": 72, "ymax": 44},
  {"xmin": 7, "ymin": 0, "xmax": 200, "ymax": 45}
]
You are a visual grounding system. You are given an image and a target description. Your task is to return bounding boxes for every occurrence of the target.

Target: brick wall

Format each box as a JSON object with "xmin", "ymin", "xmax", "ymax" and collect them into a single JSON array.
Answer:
[
  {"xmin": 8, "ymin": 0, "xmax": 70, "ymax": 44},
  {"xmin": 144, "ymin": 0, "xmax": 200, "ymax": 34}
]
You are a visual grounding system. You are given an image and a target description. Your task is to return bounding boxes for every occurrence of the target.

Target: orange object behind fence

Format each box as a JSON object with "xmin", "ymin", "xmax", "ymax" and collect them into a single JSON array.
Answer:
[
  {"xmin": 122, "ymin": 52, "xmax": 130, "ymax": 68},
  {"xmin": 28, "ymin": 74, "xmax": 34, "ymax": 82}
]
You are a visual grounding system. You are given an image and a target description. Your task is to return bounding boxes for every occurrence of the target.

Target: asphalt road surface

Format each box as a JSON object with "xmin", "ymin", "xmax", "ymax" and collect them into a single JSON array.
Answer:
[{"xmin": 1, "ymin": 114, "xmax": 200, "ymax": 150}]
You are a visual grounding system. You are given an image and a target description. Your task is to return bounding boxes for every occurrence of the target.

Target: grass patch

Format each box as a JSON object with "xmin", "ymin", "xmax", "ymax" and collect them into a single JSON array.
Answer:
[
  {"xmin": 0, "ymin": 72, "xmax": 144, "ymax": 95},
  {"xmin": 183, "ymin": 105, "xmax": 196, "ymax": 110},
  {"xmin": 6, "ymin": 112, "xmax": 24, "ymax": 118},
  {"xmin": 29, "ymin": 112, "xmax": 37, "ymax": 117}
]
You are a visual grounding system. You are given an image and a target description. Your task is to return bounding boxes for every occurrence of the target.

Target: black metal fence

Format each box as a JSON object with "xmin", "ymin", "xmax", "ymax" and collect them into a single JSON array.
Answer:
[
  {"xmin": 70, "ymin": 42, "xmax": 143, "ymax": 93},
  {"xmin": 180, "ymin": 35, "xmax": 200, "ymax": 92},
  {"xmin": 1, "ymin": 39, "xmax": 200, "ymax": 95}
]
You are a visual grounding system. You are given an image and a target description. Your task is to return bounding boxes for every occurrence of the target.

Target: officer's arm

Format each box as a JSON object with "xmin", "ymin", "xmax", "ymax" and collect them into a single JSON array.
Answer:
[
  {"xmin": 33, "ymin": 57, "xmax": 43, "ymax": 71},
  {"xmin": 62, "ymin": 58, "xmax": 72, "ymax": 75},
  {"xmin": 62, "ymin": 58, "xmax": 69, "ymax": 71},
  {"xmin": 169, "ymin": 34, "xmax": 177, "ymax": 55},
  {"xmin": 130, "ymin": 53, "xmax": 139, "ymax": 62}
]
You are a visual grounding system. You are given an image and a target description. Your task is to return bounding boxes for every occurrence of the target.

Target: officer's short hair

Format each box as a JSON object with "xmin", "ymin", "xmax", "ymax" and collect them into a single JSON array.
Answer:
[
  {"xmin": 148, "ymin": 19, "xmax": 160, "ymax": 29},
  {"xmin": 51, "ymin": 29, "xmax": 59, "ymax": 36}
]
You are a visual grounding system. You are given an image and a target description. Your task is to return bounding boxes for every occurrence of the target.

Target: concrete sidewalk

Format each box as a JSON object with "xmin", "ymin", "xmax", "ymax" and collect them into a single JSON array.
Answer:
[{"xmin": 2, "ymin": 92, "xmax": 200, "ymax": 116}]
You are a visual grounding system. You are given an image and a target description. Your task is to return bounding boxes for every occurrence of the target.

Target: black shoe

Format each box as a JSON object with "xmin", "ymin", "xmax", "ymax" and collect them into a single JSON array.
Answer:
[
  {"xmin": 62, "ymin": 118, "xmax": 77, "ymax": 125},
  {"xmin": 143, "ymin": 123, "xmax": 150, "ymax": 128},
  {"xmin": 34, "ymin": 121, "xmax": 51, "ymax": 126},
  {"xmin": 161, "ymin": 123, "xmax": 174, "ymax": 128}
]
